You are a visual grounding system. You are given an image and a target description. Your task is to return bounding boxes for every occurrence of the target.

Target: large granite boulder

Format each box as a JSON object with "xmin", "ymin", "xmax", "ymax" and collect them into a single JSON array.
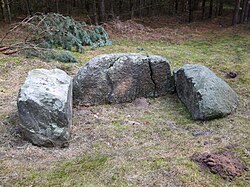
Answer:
[
  {"xmin": 17, "ymin": 69, "xmax": 72, "ymax": 147},
  {"xmin": 73, "ymin": 53, "xmax": 174, "ymax": 106},
  {"xmin": 174, "ymin": 64, "xmax": 238, "ymax": 120}
]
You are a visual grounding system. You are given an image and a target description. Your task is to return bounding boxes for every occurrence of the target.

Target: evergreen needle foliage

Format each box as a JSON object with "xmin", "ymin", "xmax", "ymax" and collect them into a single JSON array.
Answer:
[
  {"xmin": 2, "ymin": 13, "xmax": 112, "ymax": 63},
  {"xmin": 23, "ymin": 48, "xmax": 78, "ymax": 63},
  {"xmin": 28, "ymin": 13, "xmax": 112, "ymax": 52}
]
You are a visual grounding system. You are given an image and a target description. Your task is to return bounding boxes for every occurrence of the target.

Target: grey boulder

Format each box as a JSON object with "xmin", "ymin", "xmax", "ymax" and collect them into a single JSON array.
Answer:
[
  {"xmin": 17, "ymin": 69, "xmax": 72, "ymax": 147},
  {"xmin": 73, "ymin": 53, "xmax": 174, "ymax": 106},
  {"xmin": 174, "ymin": 64, "xmax": 238, "ymax": 120}
]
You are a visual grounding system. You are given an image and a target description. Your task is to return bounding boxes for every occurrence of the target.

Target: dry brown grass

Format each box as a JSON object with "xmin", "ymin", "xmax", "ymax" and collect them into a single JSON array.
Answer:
[{"xmin": 104, "ymin": 16, "xmax": 250, "ymax": 43}]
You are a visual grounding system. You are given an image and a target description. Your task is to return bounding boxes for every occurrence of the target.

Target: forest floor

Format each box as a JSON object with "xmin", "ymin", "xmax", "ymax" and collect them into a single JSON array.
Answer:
[{"xmin": 0, "ymin": 17, "xmax": 250, "ymax": 186}]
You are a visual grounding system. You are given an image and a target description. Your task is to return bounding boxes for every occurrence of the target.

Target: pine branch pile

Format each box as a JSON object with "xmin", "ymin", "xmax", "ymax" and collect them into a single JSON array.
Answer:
[{"xmin": 0, "ymin": 13, "xmax": 112, "ymax": 63}]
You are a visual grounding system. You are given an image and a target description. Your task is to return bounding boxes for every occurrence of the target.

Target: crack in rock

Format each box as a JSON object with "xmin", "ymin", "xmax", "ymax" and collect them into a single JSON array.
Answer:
[
  {"xmin": 106, "ymin": 56, "xmax": 122, "ymax": 103},
  {"xmin": 106, "ymin": 71, "xmax": 114, "ymax": 103},
  {"xmin": 147, "ymin": 55, "xmax": 157, "ymax": 97},
  {"xmin": 73, "ymin": 53, "xmax": 173, "ymax": 106},
  {"xmin": 107, "ymin": 56, "xmax": 121, "ymax": 69}
]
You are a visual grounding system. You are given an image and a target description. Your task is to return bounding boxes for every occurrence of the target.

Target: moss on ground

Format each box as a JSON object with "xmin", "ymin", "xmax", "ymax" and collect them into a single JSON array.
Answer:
[{"xmin": 0, "ymin": 31, "xmax": 249, "ymax": 186}]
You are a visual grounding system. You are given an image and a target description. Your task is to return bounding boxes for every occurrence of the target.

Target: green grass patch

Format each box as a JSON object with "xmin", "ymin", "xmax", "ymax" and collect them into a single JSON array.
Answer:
[
  {"xmin": 14, "ymin": 155, "xmax": 109, "ymax": 187},
  {"xmin": 0, "ymin": 56, "xmax": 23, "ymax": 65}
]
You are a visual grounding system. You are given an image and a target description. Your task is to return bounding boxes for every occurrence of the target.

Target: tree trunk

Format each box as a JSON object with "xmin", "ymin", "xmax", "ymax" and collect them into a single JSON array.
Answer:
[
  {"xmin": 25, "ymin": 0, "xmax": 32, "ymax": 16},
  {"xmin": 131, "ymin": 0, "xmax": 136, "ymax": 19},
  {"xmin": 245, "ymin": 0, "xmax": 250, "ymax": 20},
  {"xmin": 108, "ymin": 0, "xmax": 114, "ymax": 20},
  {"xmin": 118, "ymin": 0, "xmax": 123, "ymax": 16},
  {"xmin": 215, "ymin": 0, "xmax": 219, "ymax": 17},
  {"xmin": 66, "ymin": 0, "xmax": 71, "ymax": 15},
  {"xmin": 202, "ymin": 0, "xmax": 206, "ymax": 19},
  {"xmin": 218, "ymin": 0, "xmax": 223, "ymax": 16},
  {"xmin": 209, "ymin": 0, "xmax": 213, "ymax": 18},
  {"xmin": 188, "ymin": 0, "xmax": 193, "ymax": 22},
  {"xmin": 193, "ymin": 0, "xmax": 199, "ymax": 10},
  {"xmin": 175, "ymin": 0, "xmax": 179, "ymax": 14},
  {"xmin": 93, "ymin": 0, "xmax": 98, "ymax": 25},
  {"xmin": 5, "ymin": 0, "xmax": 11, "ymax": 23},
  {"xmin": 232, "ymin": 0, "xmax": 241, "ymax": 25},
  {"xmin": 139, "ymin": 0, "xmax": 142, "ymax": 18},
  {"xmin": 241, "ymin": 0, "xmax": 248, "ymax": 22},
  {"xmin": 42, "ymin": 0, "xmax": 46, "ymax": 13},
  {"xmin": 1, "ymin": 0, "xmax": 5, "ymax": 21},
  {"xmin": 56, "ymin": 0, "xmax": 59, "ymax": 13},
  {"xmin": 72, "ymin": 0, "xmax": 76, "ymax": 7},
  {"xmin": 98, "ymin": 0, "xmax": 105, "ymax": 23},
  {"xmin": 85, "ymin": 0, "xmax": 90, "ymax": 13},
  {"xmin": 149, "ymin": 0, "xmax": 154, "ymax": 16},
  {"xmin": 181, "ymin": 0, "xmax": 187, "ymax": 12}
]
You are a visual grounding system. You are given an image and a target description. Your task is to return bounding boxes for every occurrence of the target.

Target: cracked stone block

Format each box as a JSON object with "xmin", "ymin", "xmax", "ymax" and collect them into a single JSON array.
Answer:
[
  {"xmin": 73, "ymin": 53, "xmax": 174, "ymax": 106},
  {"xmin": 174, "ymin": 64, "xmax": 238, "ymax": 120},
  {"xmin": 17, "ymin": 69, "xmax": 72, "ymax": 147}
]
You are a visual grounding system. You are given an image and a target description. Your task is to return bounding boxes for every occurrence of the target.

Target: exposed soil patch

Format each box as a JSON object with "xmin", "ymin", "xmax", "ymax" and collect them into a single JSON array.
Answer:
[
  {"xmin": 192, "ymin": 151, "xmax": 248, "ymax": 181},
  {"xmin": 132, "ymin": 97, "xmax": 149, "ymax": 109}
]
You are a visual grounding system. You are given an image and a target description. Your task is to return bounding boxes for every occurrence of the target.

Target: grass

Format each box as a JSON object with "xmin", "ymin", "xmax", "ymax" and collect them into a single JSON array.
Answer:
[
  {"xmin": 26, "ymin": 155, "xmax": 109, "ymax": 187},
  {"xmin": 0, "ymin": 26, "xmax": 249, "ymax": 186}
]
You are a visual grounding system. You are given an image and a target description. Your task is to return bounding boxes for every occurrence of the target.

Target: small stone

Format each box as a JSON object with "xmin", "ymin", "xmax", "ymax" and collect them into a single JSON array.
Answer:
[
  {"xmin": 192, "ymin": 130, "xmax": 211, "ymax": 137},
  {"xmin": 203, "ymin": 141, "xmax": 209, "ymax": 145},
  {"xmin": 207, "ymin": 161, "xmax": 216, "ymax": 166},
  {"xmin": 227, "ymin": 72, "xmax": 237, "ymax": 79},
  {"xmin": 133, "ymin": 97, "xmax": 149, "ymax": 109}
]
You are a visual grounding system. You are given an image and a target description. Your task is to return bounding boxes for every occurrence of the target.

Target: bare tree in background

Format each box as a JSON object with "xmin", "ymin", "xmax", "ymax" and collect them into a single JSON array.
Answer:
[
  {"xmin": 241, "ymin": 0, "xmax": 248, "ymax": 22},
  {"xmin": 131, "ymin": 0, "xmax": 136, "ymax": 19},
  {"xmin": 0, "ymin": 0, "xmax": 247, "ymax": 26},
  {"xmin": 25, "ymin": 0, "xmax": 33, "ymax": 16},
  {"xmin": 108, "ymin": 0, "xmax": 115, "ymax": 20},
  {"xmin": 93, "ymin": 0, "xmax": 98, "ymax": 25},
  {"xmin": 188, "ymin": 0, "xmax": 193, "ymax": 22},
  {"xmin": 202, "ymin": 0, "xmax": 206, "ymax": 19},
  {"xmin": 218, "ymin": 0, "xmax": 224, "ymax": 16},
  {"xmin": 98, "ymin": 0, "xmax": 105, "ymax": 23},
  {"xmin": 1, "ymin": 0, "xmax": 5, "ymax": 21},
  {"xmin": 209, "ymin": 0, "xmax": 213, "ymax": 18},
  {"xmin": 232, "ymin": 0, "xmax": 241, "ymax": 25},
  {"xmin": 245, "ymin": 0, "xmax": 250, "ymax": 21}
]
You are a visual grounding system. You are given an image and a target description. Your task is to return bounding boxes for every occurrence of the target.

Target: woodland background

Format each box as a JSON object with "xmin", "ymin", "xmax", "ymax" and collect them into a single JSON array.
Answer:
[{"xmin": 0, "ymin": 0, "xmax": 249, "ymax": 25}]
